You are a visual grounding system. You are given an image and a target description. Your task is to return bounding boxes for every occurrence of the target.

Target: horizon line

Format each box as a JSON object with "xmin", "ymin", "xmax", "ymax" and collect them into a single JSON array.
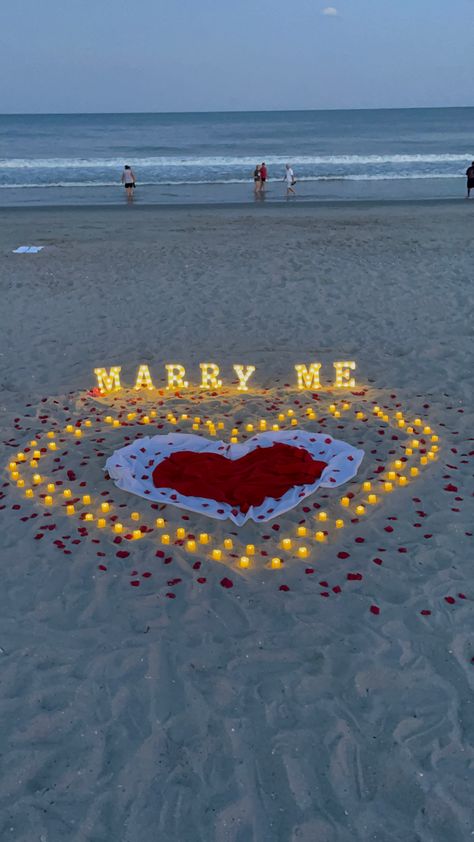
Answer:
[{"xmin": 1, "ymin": 104, "xmax": 473, "ymax": 117}]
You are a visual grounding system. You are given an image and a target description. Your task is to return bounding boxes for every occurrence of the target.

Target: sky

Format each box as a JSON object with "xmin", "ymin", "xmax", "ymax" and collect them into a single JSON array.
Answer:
[{"xmin": 1, "ymin": 0, "xmax": 473, "ymax": 113}]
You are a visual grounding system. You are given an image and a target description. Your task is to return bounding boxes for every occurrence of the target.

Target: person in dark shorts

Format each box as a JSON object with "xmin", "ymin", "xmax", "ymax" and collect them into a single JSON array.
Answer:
[
  {"xmin": 466, "ymin": 161, "xmax": 474, "ymax": 198},
  {"xmin": 121, "ymin": 164, "xmax": 136, "ymax": 201},
  {"xmin": 260, "ymin": 162, "xmax": 268, "ymax": 191}
]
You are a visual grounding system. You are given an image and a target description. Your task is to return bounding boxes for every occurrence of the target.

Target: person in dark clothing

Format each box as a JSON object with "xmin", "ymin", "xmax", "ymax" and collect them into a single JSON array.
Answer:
[{"xmin": 466, "ymin": 161, "xmax": 474, "ymax": 198}]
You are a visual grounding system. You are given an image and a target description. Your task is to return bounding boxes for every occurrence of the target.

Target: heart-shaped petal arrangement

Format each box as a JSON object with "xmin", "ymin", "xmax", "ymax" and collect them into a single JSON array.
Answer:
[{"xmin": 106, "ymin": 430, "xmax": 364, "ymax": 525}]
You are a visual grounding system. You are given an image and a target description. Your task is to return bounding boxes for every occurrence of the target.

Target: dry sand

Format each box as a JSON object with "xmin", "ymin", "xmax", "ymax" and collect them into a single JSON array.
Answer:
[{"xmin": 0, "ymin": 201, "xmax": 473, "ymax": 841}]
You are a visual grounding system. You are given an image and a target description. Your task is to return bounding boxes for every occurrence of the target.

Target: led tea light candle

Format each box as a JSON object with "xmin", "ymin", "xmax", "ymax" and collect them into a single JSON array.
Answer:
[
  {"xmin": 278, "ymin": 414, "xmax": 285, "ymax": 422},
  {"xmin": 246, "ymin": 423, "xmax": 254, "ymax": 432},
  {"xmin": 9, "ymin": 461, "xmax": 16, "ymax": 471},
  {"xmin": 105, "ymin": 416, "xmax": 113, "ymax": 424},
  {"xmin": 155, "ymin": 517, "xmax": 165, "ymax": 528},
  {"xmin": 334, "ymin": 410, "xmax": 341, "ymax": 418},
  {"xmin": 355, "ymin": 505, "xmax": 365, "ymax": 515},
  {"xmin": 297, "ymin": 546, "xmax": 309, "ymax": 558},
  {"xmin": 114, "ymin": 522, "xmax": 123, "ymax": 533},
  {"xmin": 297, "ymin": 526, "xmax": 307, "ymax": 537},
  {"xmin": 368, "ymin": 493, "xmax": 377, "ymax": 504},
  {"xmin": 44, "ymin": 495, "xmax": 53, "ymax": 507},
  {"xmin": 63, "ymin": 489, "xmax": 72, "ymax": 499},
  {"xmin": 315, "ymin": 531, "xmax": 326, "ymax": 542},
  {"xmin": 329, "ymin": 404, "xmax": 337, "ymax": 413},
  {"xmin": 356, "ymin": 411, "xmax": 364, "ymax": 420},
  {"xmin": 398, "ymin": 419, "xmax": 405, "ymax": 428},
  {"xmin": 420, "ymin": 456, "xmax": 428, "ymax": 465},
  {"xmin": 97, "ymin": 517, "xmax": 106, "ymax": 527},
  {"xmin": 67, "ymin": 505, "xmax": 76, "ymax": 516},
  {"xmin": 363, "ymin": 481, "xmax": 372, "ymax": 492},
  {"xmin": 428, "ymin": 451, "xmax": 435, "ymax": 460},
  {"xmin": 384, "ymin": 482, "xmax": 393, "ymax": 492},
  {"xmin": 281, "ymin": 538, "xmax": 292, "ymax": 551},
  {"xmin": 47, "ymin": 431, "xmax": 55, "ymax": 438},
  {"xmin": 11, "ymin": 471, "xmax": 19, "ymax": 481},
  {"xmin": 17, "ymin": 479, "xmax": 25, "ymax": 488},
  {"xmin": 82, "ymin": 493, "xmax": 91, "ymax": 505},
  {"xmin": 199, "ymin": 533, "xmax": 210, "ymax": 544},
  {"xmin": 25, "ymin": 488, "xmax": 34, "ymax": 499},
  {"xmin": 48, "ymin": 442, "xmax": 57, "ymax": 451},
  {"xmin": 393, "ymin": 460, "xmax": 403, "ymax": 470},
  {"xmin": 287, "ymin": 409, "xmax": 294, "ymax": 417},
  {"xmin": 336, "ymin": 519, "xmax": 344, "ymax": 528},
  {"xmin": 398, "ymin": 476, "xmax": 407, "ymax": 486},
  {"xmin": 33, "ymin": 450, "xmax": 41, "ymax": 459},
  {"xmin": 318, "ymin": 511, "xmax": 327, "ymax": 522},
  {"xmin": 246, "ymin": 544, "xmax": 255, "ymax": 556},
  {"xmin": 259, "ymin": 420, "xmax": 267, "ymax": 430},
  {"xmin": 387, "ymin": 472, "xmax": 396, "ymax": 481},
  {"xmin": 186, "ymin": 539, "xmax": 197, "ymax": 552},
  {"xmin": 230, "ymin": 436, "xmax": 238, "ymax": 444},
  {"xmin": 272, "ymin": 424, "xmax": 279, "ymax": 431},
  {"xmin": 271, "ymin": 557, "xmax": 282, "ymax": 569},
  {"xmin": 131, "ymin": 512, "xmax": 140, "ymax": 521},
  {"xmin": 84, "ymin": 420, "xmax": 92, "ymax": 427},
  {"xmin": 101, "ymin": 502, "xmax": 110, "ymax": 513},
  {"xmin": 410, "ymin": 466, "xmax": 419, "ymax": 477},
  {"xmin": 66, "ymin": 425, "xmax": 74, "ymax": 434},
  {"xmin": 405, "ymin": 448, "xmax": 413, "ymax": 456},
  {"xmin": 113, "ymin": 419, "xmax": 121, "ymax": 428},
  {"xmin": 340, "ymin": 496, "xmax": 350, "ymax": 507},
  {"xmin": 176, "ymin": 527, "xmax": 186, "ymax": 540},
  {"xmin": 17, "ymin": 453, "xmax": 26, "ymax": 462},
  {"xmin": 423, "ymin": 426, "xmax": 431, "ymax": 434},
  {"xmin": 431, "ymin": 434, "xmax": 439, "ymax": 442},
  {"xmin": 30, "ymin": 460, "xmax": 38, "ymax": 468},
  {"xmin": 212, "ymin": 549, "xmax": 222, "ymax": 561},
  {"xmin": 84, "ymin": 513, "xmax": 94, "ymax": 522},
  {"xmin": 161, "ymin": 534, "xmax": 170, "ymax": 544},
  {"xmin": 395, "ymin": 411, "xmax": 403, "ymax": 420},
  {"xmin": 132, "ymin": 529, "xmax": 142, "ymax": 540},
  {"xmin": 291, "ymin": 418, "xmax": 298, "ymax": 426},
  {"xmin": 239, "ymin": 556, "xmax": 250, "ymax": 568},
  {"xmin": 411, "ymin": 440, "xmax": 420, "ymax": 449},
  {"xmin": 223, "ymin": 538, "xmax": 233, "ymax": 550}
]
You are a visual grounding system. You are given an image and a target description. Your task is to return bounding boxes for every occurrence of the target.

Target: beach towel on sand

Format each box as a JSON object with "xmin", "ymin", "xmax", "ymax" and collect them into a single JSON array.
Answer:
[{"xmin": 106, "ymin": 430, "xmax": 364, "ymax": 525}]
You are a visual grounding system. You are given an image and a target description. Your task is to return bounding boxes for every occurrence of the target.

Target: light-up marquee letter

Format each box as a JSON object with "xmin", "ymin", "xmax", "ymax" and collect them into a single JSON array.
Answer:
[
  {"xmin": 233, "ymin": 364, "xmax": 256, "ymax": 391},
  {"xmin": 166, "ymin": 364, "xmax": 188, "ymax": 390},
  {"xmin": 294, "ymin": 363, "xmax": 322, "ymax": 390},
  {"xmin": 199, "ymin": 363, "xmax": 222, "ymax": 390},
  {"xmin": 333, "ymin": 360, "xmax": 356, "ymax": 388},
  {"xmin": 94, "ymin": 366, "xmax": 122, "ymax": 393},
  {"xmin": 134, "ymin": 364, "xmax": 154, "ymax": 390}
]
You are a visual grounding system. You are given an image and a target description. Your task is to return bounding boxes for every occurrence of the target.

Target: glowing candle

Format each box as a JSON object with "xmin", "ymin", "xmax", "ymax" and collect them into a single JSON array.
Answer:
[
  {"xmin": 315, "ymin": 531, "xmax": 325, "ymax": 542},
  {"xmin": 25, "ymin": 488, "xmax": 34, "ymax": 499},
  {"xmin": 412, "ymin": 440, "xmax": 420, "ymax": 449},
  {"xmin": 431, "ymin": 445, "xmax": 439, "ymax": 452},
  {"xmin": 17, "ymin": 453, "xmax": 26, "ymax": 462},
  {"xmin": 398, "ymin": 420, "xmax": 405, "ymax": 428},
  {"xmin": 127, "ymin": 412, "xmax": 136, "ymax": 421},
  {"xmin": 387, "ymin": 472, "xmax": 396, "ymax": 481},
  {"xmin": 318, "ymin": 511, "xmax": 327, "ymax": 522},
  {"xmin": 44, "ymin": 495, "xmax": 53, "ymax": 506},
  {"xmin": 84, "ymin": 513, "xmax": 94, "ymax": 522},
  {"xmin": 335, "ymin": 519, "xmax": 344, "ymax": 528},
  {"xmin": 246, "ymin": 544, "xmax": 255, "ymax": 556},
  {"xmin": 398, "ymin": 476, "xmax": 407, "ymax": 486},
  {"xmin": 368, "ymin": 494, "xmax": 377, "ymax": 504},
  {"xmin": 142, "ymin": 416, "xmax": 150, "ymax": 425},
  {"xmin": 47, "ymin": 431, "xmax": 55, "ymax": 438},
  {"xmin": 373, "ymin": 406, "xmax": 380, "ymax": 414},
  {"xmin": 212, "ymin": 548, "xmax": 222, "ymax": 561},
  {"xmin": 356, "ymin": 411, "xmax": 364, "ymax": 420},
  {"xmin": 131, "ymin": 511, "xmax": 139, "ymax": 521},
  {"xmin": 395, "ymin": 411, "xmax": 403, "ymax": 420},
  {"xmin": 405, "ymin": 448, "xmax": 413, "ymax": 456},
  {"xmin": 431, "ymin": 434, "xmax": 439, "ymax": 442},
  {"xmin": 114, "ymin": 522, "xmax": 123, "ymax": 533},
  {"xmin": 30, "ymin": 460, "xmax": 38, "ymax": 468},
  {"xmin": 278, "ymin": 414, "xmax": 285, "ymax": 422},
  {"xmin": 297, "ymin": 526, "xmax": 307, "ymax": 537},
  {"xmin": 97, "ymin": 517, "xmax": 106, "ymax": 527},
  {"xmin": 186, "ymin": 539, "xmax": 197, "ymax": 552},
  {"xmin": 259, "ymin": 420, "xmax": 267, "ymax": 430},
  {"xmin": 74, "ymin": 429, "xmax": 81, "ymax": 438},
  {"xmin": 66, "ymin": 425, "xmax": 74, "ymax": 433},
  {"xmin": 271, "ymin": 557, "xmax": 282, "ymax": 569},
  {"xmin": 67, "ymin": 504, "xmax": 76, "ymax": 516},
  {"xmin": 85, "ymin": 419, "xmax": 92, "ymax": 427},
  {"xmin": 329, "ymin": 404, "xmax": 336, "ymax": 413},
  {"xmin": 230, "ymin": 436, "xmax": 238, "ymax": 443},
  {"xmin": 423, "ymin": 426, "xmax": 431, "ymax": 434},
  {"xmin": 223, "ymin": 538, "xmax": 233, "ymax": 550},
  {"xmin": 113, "ymin": 419, "xmax": 121, "ymax": 428},
  {"xmin": 355, "ymin": 505, "xmax": 365, "ymax": 515},
  {"xmin": 393, "ymin": 460, "xmax": 402, "ymax": 470},
  {"xmin": 11, "ymin": 471, "xmax": 19, "ymax": 480},
  {"xmin": 155, "ymin": 517, "xmax": 165, "ymax": 528},
  {"xmin": 17, "ymin": 479, "xmax": 25, "ymax": 488},
  {"xmin": 287, "ymin": 409, "xmax": 294, "ymax": 417},
  {"xmin": 199, "ymin": 533, "xmax": 210, "ymax": 544},
  {"xmin": 363, "ymin": 481, "xmax": 372, "ymax": 492},
  {"xmin": 334, "ymin": 410, "xmax": 341, "ymax": 418},
  {"xmin": 297, "ymin": 546, "xmax": 309, "ymax": 558},
  {"xmin": 48, "ymin": 442, "xmax": 57, "ymax": 451},
  {"xmin": 340, "ymin": 496, "xmax": 350, "ymax": 507},
  {"xmin": 384, "ymin": 482, "xmax": 393, "ymax": 492},
  {"xmin": 101, "ymin": 502, "xmax": 110, "ymax": 513},
  {"xmin": 246, "ymin": 423, "xmax": 254, "ymax": 432},
  {"xmin": 33, "ymin": 450, "xmax": 41, "ymax": 459},
  {"xmin": 132, "ymin": 529, "xmax": 142, "ymax": 540},
  {"xmin": 105, "ymin": 416, "xmax": 113, "ymax": 424},
  {"xmin": 9, "ymin": 461, "xmax": 16, "ymax": 471},
  {"xmin": 420, "ymin": 456, "xmax": 428, "ymax": 465},
  {"xmin": 239, "ymin": 556, "xmax": 250, "ymax": 568},
  {"xmin": 291, "ymin": 418, "xmax": 298, "ymax": 426},
  {"xmin": 428, "ymin": 451, "xmax": 435, "ymax": 460},
  {"xmin": 410, "ymin": 467, "xmax": 419, "ymax": 477},
  {"xmin": 176, "ymin": 527, "xmax": 186, "ymax": 540},
  {"xmin": 217, "ymin": 421, "xmax": 224, "ymax": 429},
  {"xmin": 63, "ymin": 489, "xmax": 72, "ymax": 499},
  {"xmin": 82, "ymin": 493, "xmax": 91, "ymax": 505},
  {"xmin": 281, "ymin": 538, "xmax": 292, "ymax": 551},
  {"xmin": 161, "ymin": 534, "xmax": 170, "ymax": 544},
  {"xmin": 414, "ymin": 418, "xmax": 422, "ymax": 426}
]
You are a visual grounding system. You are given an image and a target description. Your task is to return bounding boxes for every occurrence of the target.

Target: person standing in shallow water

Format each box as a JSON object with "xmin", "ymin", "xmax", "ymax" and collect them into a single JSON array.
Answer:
[
  {"xmin": 259, "ymin": 162, "xmax": 268, "ymax": 192},
  {"xmin": 121, "ymin": 165, "xmax": 136, "ymax": 201},
  {"xmin": 284, "ymin": 163, "xmax": 296, "ymax": 196},
  {"xmin": 466, "ymin": 161, "xmax": 474, "ymax": 198},
  {"xmin": 253, "ymin": 164, "xmax": 261, "ymax": 194}
]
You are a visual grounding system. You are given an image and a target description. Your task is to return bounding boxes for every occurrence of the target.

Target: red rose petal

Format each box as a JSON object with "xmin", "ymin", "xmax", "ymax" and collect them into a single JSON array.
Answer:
[
  {"xmin": 220, "ymin": 577, "xmax": 233, "ymax": 589},
  {"xmin": 370, "ymin": 604, "xmax": 380, "ymax": 615}
]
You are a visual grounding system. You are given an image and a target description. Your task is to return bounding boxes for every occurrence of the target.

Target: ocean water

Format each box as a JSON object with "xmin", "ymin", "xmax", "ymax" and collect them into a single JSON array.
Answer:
[{"xmin": 0, "ymin": 108, "xmax": 473, "ymax": 206}]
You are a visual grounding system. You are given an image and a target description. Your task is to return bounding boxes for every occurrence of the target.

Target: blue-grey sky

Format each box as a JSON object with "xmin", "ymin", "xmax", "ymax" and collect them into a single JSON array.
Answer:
[{"xmin": 1, "ymin": 0, "xmax": 473, "ymax": 113}]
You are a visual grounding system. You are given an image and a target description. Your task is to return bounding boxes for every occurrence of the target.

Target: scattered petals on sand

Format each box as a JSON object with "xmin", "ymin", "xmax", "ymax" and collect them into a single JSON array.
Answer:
[
  {"xmin": 130, "ymin": 580, "xmax": 140, "ymax": 587},
  {"xmin": 279, "ymin": 584, "xmax": 290, "ymax": 592},
  {"xmin": 420, "ymin": 609, "xmax": 431, "ymax": 616},
  {"xmin": 220, "ymin": 577, "xmax": 233, "ymax": 589},
  {"xmin": 444, "ymin": 596, "xmax": 456, "ymax": 605},
  {"xmin": 370, "ymin": 604, "xmax": 380, "ymax": 615},
  {"xmin": 347, "ymin": 572, "xmax": 363, "ymax": 581}
]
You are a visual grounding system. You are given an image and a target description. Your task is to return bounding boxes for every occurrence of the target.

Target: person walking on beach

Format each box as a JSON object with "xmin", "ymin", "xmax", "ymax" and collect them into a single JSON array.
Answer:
[
  {"xmin": 284, "ymin": 163, "xmax": 296, "ymax": 196},
  {"xmin": 259, "ymin": 162, "xmax": 268, "ymax": 191},
  {"xmin": 121, "ymin": 165, "xmax": 136, "ymax": 201},
  {"xmin": 466, "ymin": 161, "xmax": 474, "ymax": 198},
  {"xmin": 253, "ymin": 164, "xmax": 261, "ymax": 194}
]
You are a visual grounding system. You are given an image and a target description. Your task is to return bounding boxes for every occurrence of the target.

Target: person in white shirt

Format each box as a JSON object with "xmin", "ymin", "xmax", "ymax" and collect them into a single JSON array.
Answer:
[
  {"xmin": 284, "ymin": 164, "xmax": 296, "ymax": 196},
  {"xmin": 121, "ymin": 165, "xmax": 136, "ymax": 201}
]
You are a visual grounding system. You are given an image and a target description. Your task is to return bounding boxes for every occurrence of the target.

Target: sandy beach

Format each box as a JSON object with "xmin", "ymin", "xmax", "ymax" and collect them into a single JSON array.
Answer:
[{"xmin": 0, "ymin": 200, "xmax": 473, "ymax": 841}]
